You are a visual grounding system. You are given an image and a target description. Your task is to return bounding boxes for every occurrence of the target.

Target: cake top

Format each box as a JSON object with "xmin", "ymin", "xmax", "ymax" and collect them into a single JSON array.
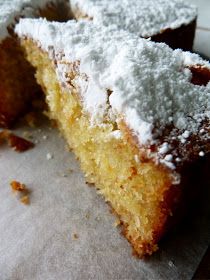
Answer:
[
  {"xmin": 0, "ymin": 0, "xmax": 59, "ymax": 41},
  {"xmin": 70, "ymin": 0, "xmax": 197, "ymax": 37},
  {"xmin": 15, "ymin": 19, "xmax": 210, "ymax": 170}
]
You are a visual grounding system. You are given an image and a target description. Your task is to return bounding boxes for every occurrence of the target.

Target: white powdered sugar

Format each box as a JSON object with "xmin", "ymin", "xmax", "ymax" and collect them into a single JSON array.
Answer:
[
  {"xmin": 70, "ymin": 0, "xmax": 197, "ymax": 37},
  {"xmin": 15, "ymin": 19, "xmax": 210, "ymax": 169},
  {"xmin": 0, "ymin": 0, "xmax": 63, "ymax": 41},
  {"xmin": 0, "ymin": 0, "xmax": 196, "ymax": 42}
]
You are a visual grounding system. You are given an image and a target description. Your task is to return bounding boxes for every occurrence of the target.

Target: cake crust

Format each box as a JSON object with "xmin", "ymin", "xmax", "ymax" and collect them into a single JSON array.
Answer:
[{"xmin": 151, "ymin": 19, "xmax": 196, "ymax": 51}]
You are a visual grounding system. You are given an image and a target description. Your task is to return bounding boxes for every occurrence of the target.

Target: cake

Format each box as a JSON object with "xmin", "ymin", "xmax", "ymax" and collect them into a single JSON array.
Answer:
[
  {"xmin": 0, "ymin": 0, "xmax": 197, "ymax": 128},
  {"xmin": 70, "ymin": 0, "xmax": 197, "ymax": 50},
  {"xmin": 0, "ymin": 0, "xmax": 71, "ymax": 128},
  {"xmin": 15, "ymin": 18, "xmax": 210, "ymax": 257}
]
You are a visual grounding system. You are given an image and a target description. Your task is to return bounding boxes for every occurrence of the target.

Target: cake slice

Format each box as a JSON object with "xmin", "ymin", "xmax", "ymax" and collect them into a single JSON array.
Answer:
[
  {"xmin": 70, "ymin": 0, "xmax": 197, "ymax": 50},
  {"xmin": 15, "ymin": 19, "xmax": 210, "ymax": 257},
  {"xmin": 0, "ymin": 0, "xmax": 71, "ymax": 127}
]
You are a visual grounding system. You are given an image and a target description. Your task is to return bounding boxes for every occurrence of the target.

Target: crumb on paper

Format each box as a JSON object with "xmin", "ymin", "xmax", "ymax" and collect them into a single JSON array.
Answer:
[
  {"xmin": 9, "ymin": 134, "xmax": 34, "ymax": 152},
  {"xmin": 0, "ymin": 130, "xmax": 34, "ymax": 152},
  {"xmin": 72, "ymin": 233, "xmax": 79, "ymax": 240},
  {"xmin": 20, "ymin": 195, "xmax": 30, "ymax": 205},
  {"xmin": 46, "ymin": 153, "xmax": 53, "ymax": 160},
  {"xmin": 10, "ymin": 181, "xmax": 26, "ymax": 192},
  {"xmin": 10, "ymin": 180, "xmax": 30, "ymax": 205}
]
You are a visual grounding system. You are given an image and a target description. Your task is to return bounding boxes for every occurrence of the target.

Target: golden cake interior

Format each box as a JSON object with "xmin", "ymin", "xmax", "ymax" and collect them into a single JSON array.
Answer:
[{"xmin": 20, "ymin": 38, "xmax": 179, "ymax": 257}]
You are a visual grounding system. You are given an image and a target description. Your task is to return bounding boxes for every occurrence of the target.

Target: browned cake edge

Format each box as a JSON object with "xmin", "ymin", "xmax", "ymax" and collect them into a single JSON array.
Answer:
[{"xmin": 151, "ymin": 19, "xmax": 197, "ymax": 51}]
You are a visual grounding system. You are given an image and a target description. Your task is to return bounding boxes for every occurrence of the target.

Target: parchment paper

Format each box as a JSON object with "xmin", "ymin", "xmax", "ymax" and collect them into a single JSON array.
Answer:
[
  {"xmin": 0, "ymin": 117, "xmax": 209, "ymax": 280},
  {"xmin": 0, "ymin": 1, "xmax": 210, "ymax": 278}
]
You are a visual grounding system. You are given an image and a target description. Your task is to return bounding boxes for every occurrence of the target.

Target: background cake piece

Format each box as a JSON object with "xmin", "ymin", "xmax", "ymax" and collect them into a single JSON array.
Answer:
[
  {"xmin": 70, "ymin": 0, "xmax": 197, "ymax": 50},
  {"xmin": 0, "ymin": 0, "xmax": 71, "ymax": 128},
  {"xmin": 15, "ymin": 19, "xmax": 210, "ymax": 257}
]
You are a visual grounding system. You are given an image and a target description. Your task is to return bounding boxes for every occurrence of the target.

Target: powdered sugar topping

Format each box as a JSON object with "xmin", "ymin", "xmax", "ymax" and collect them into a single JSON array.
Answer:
[
  {"xmin": 70, "ymin": 0, "xmax": 197, "ymax": 37},
  {"xmin": 15, "ymin": 19, "xmax": 210, "ymax": 169}
]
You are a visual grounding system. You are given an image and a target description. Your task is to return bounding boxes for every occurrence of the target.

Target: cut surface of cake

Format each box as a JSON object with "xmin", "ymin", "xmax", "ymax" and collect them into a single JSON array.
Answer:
[
  {"xmin": 0, "ymin": 0, "xmax": 71, "ymax": 127},
  {"xmin": 70, "ymin": 0, "xmax": 197, "ymax": 50},
  {"xmin": 15, "ymin": 18, "xmax": 210, "ymax": 257}
]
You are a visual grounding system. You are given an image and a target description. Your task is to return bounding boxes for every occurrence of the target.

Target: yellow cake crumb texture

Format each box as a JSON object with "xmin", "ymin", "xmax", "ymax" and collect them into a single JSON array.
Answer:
[{"xmin": 20, "ymin": 39, "xmax": 175, "ymax": 257}]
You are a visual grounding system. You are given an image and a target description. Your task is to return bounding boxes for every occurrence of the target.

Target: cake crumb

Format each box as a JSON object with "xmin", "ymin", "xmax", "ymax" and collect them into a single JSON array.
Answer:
[
  {"xmin": 20, "ymin": 195, "xmax": 30, "ymax": 205},
  {"xmin": 10, "ymin": 181, "xmax": 30, "ymax": 205},
  {"xmin": 0, "ymin": 130, "xmax": 34, "ymax": 152},
  {"xmin": 9, "ymin": 134, "xmax": 34, "ymax": 152},
  {"xmin": 43, "ymin": 135, "xmax": 48, "ymax": 140},
  {"xmin": 46, "ymin": 153, "xmax": 53, "ymax": 160},
  {"xmin": 72, "ymin": 233, "xmax": 79, "ymax": 240},
  {"xmin": 10, "ymin": 181, "xmax": 26, "ymax": 192}
]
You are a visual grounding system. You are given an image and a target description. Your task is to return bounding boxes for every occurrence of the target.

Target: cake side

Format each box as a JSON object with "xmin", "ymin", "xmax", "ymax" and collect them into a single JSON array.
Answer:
[
  {"xmin": 0, "ymin": 36, "xmax": 42, "ymax": 127},
  {"xmin": 151, "ymin": 19, "xmax": 196, "ymax": 51},
  {"xmin": 70, "ymin": 0, "xmax": 197, "ymax": 50}
]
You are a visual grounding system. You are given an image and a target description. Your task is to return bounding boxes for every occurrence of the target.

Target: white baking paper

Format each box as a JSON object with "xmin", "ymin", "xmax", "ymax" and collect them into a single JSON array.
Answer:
[{"xmin": 0, "ymin": 116, "xmax": 209, "ymax": 280}]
